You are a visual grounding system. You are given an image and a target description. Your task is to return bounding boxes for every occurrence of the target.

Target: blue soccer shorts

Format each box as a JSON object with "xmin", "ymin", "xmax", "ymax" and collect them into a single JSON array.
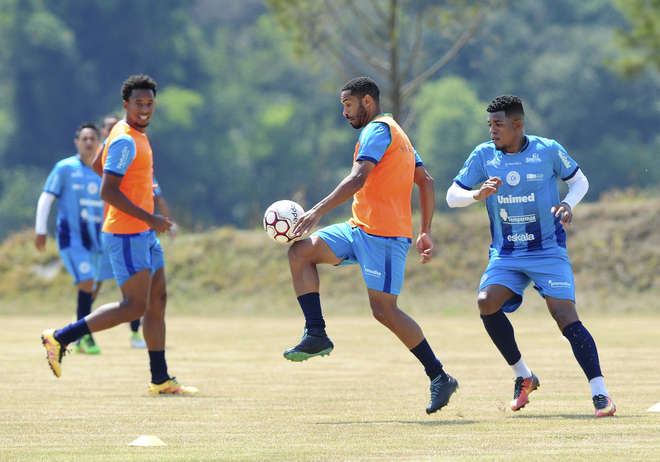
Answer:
[
  {"xmin": 102, "ymin": 229, "xmax": 165, "ymax": 287},
  {"xmin": 92, "ymin": 249, "xmax": 115, "ymax": 285},
  {"xmin": 314, "ymin": 222, "xmax": 411, "ymax": 295},
  {"xmin": 479, "ymin": 254, "xmax": 576, "ymax": 313},
  {"xmin": 59, "ymin": 245, "xmax": 98, "ymax": 285}
]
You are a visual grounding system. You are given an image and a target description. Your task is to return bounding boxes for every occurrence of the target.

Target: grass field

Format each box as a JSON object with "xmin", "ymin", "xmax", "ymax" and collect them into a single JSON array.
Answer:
[{"xmin": 2, "ymin": 313, "xmax": 659, "ymax": 461}]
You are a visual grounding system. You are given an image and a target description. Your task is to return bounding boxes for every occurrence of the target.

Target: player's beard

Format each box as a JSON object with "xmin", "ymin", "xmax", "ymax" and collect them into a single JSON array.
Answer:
[{"xmin": 350, "ymin": 104, "xmax": 369, "ymax": 129}]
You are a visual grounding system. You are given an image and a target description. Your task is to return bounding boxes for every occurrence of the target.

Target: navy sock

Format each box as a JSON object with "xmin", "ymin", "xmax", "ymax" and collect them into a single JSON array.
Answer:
[
  {"xmin": 562, "ymin": 321, "xmax": 602, "ymax": 380},
  {"xmin": 297, "ymin": 292, "xmax": 325, "ymax": 333},
  {"xmin": 54, "ymin": 319, "xmax": 91, "ymax": 346},
  {"xmin": 76, "ymin": 290, "xmax": 93, "ymax": 320},
  {"xmin": 149, "ymin": 350, "xmax": 170, "ymax": 384},
  {"xmin": 410, "ymin": 339, "xmax": 447, "ymax": 381},
  {"xmin": 481, "ymin": 310, "xmax": 522, "ymax": 365},
  {"xmin": 130, "ymin": 319, "xmax": 141, "ymax": 333}
]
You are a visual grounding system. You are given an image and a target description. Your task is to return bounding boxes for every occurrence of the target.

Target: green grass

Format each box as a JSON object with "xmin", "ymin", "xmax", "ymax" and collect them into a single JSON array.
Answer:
[{"xmin": 2, "ymin": 313, "xmax": 659, "ymax": 461}]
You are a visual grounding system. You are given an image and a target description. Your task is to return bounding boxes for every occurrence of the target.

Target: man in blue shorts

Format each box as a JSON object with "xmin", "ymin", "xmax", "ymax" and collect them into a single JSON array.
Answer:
[
  {"xmin": 285, "ymin": 77, "xmax": 458, "ymax": 415},
  {"xmin": 40, "ymin": 74, "xmax": 196, "ymax": 395},
  {"xmin": 35, "ymin": 123, "xmax": 113, "ymax": 354},
  {"xmin": 446, "ymin": 95, "xmax": 615, "ymax": 417}
]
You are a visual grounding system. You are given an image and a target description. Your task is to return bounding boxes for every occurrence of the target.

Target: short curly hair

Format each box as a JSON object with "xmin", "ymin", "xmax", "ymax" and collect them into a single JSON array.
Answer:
[
  {"xmin": 487, "ymin": 95, "xmax": 524, "ymax": 119},
  {"xmin": 341, "ymin": 77, "xmax": 380, "ymax": 104},
  {"xmin": 121, "ymin": 74, "xmax": 157, "ymax": 101}
]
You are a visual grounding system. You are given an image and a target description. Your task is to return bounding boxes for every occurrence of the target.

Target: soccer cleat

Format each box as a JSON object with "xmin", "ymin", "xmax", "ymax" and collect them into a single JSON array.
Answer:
[
  {"xmin": 41, "ymin": 329, "xmax": 66, "ymax": 378},
  {"xmin": 283, "ymin": 329, "xmax": 334, "ymax": 362},
  {"xmin": 510, "ymin": 373, "xmax": 540, "ymax": 411},
  {"xmin": 426, "ymin": 373, "xmax": 459, "ymax": 414},
  {"xmin": 73, "ymin": 334, "xmax": 101, "ymax": 355},
  {"xmin": 130, "ymin": 331, "xmax": 147, "ymax": 349},
  {"xmin": 593, "ymin": 394, "xmax": 616, "ymax": 417},
  {"xmin": 148, "ymin": 377, "xmax": 199, "ymax": 396}
]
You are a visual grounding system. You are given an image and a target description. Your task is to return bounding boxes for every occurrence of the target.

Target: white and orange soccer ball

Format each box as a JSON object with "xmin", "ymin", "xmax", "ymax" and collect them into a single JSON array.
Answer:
[{"xmin": 263, "ymin": 200, "xmax": 305, "ymax": 244}]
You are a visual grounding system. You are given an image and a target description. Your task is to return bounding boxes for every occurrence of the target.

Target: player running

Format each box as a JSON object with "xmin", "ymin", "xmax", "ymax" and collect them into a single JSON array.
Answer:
[
  {"xmin": 41, "ymin": 74, "xmax": 197, "ymax": 395},
  {"xmin": 446, "ymin": 95, "xmax": 615, "ymax": 417},
  {"xmin": 35, "ymin": 123, "xmax": 112, "ymax": 355},
  {"xmin": 285, "ymin": 77, "xmax": 458, "ymax": 415}
]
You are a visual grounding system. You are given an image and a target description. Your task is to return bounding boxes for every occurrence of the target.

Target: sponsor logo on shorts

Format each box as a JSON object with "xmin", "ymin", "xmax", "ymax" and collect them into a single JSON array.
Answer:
[
  {"xmin": 497, "ymin": 192, "xmax": 535, "ymax": 204},
  {"xmin": 506, "ymin": 232, "xmax": 535, "ymax": 242},
  {"xmin": 364, "ymin": 267, "xmax": 383, "ymax": 278},
  {"xmin": 506, "ymin": 170, "xmax": 521, "ymax": 186},
  {"xmin": 548, "ymin": 279, "xmax": 571, "ymax": 288},
  {"xmin": 499, "ymin": 208, "xmax": 537, "ymax": 224},
  {"xmin": 558, "ymin": 151, "xmax": 572, "ymax": 169}
]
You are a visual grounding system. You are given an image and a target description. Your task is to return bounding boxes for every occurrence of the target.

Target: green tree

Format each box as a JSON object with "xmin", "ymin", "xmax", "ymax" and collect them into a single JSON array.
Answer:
[
  {"xmin": 411, "ymin": 76, "xmax": 485, "ymax": 188},
  {"xmin": 267, "ymin": 0, "xmax": 502, "ymax": 123},
  {"xmin": 611, "ymin": 0, "xmax": 660, "ymax": 75}
]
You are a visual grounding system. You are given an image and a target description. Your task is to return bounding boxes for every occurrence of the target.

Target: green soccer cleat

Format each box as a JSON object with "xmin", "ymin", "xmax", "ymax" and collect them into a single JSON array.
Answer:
[
  {"xmin": 283, "ymin": 329, "xmax": 334, "ymax": 362},
  {"xmin": 74, "ymin": 334, "xmax": 101, "ymax": 355},
  {"xmin": 130, "ymin": 331, "xmax": 147, "ymax": 349}
]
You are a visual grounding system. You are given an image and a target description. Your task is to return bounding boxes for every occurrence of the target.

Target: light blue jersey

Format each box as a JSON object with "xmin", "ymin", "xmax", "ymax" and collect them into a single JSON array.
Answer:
[
  {"xmin": 356, "ymin": 120, "xmax": 424, "ymax": 167},
  {"xmin": 43, "ymin": 155, "xmax": 104, "ymax": 252},
  {"xmin": 454, "ymin": 135, "xmax": 579, "ymax": 258}
]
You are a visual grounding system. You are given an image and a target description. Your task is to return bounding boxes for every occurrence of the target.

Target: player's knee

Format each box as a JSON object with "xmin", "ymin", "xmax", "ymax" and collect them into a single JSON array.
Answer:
[
  {"xmin": 288, "ymin": 240, "xmax": 311, "ymax": 265},
  {"xmin": 122, "ymin": 299, "xmax": 147, "ymax": 321},
  {"xmin": 369, "ymin": 301, "xmax": 393, "ymax": 326},
  {"xmin": 477, "ymin": 292, "xmax": 498, "ymax": 315}
]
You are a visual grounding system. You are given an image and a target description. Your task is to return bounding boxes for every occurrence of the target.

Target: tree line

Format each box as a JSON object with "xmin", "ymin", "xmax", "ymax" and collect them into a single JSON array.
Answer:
[{"xmin": 0, "ymin": 0, "xmax": 657, "ymax": 240}]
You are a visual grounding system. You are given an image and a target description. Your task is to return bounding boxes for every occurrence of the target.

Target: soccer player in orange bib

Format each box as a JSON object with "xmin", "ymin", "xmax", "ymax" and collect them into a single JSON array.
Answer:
[
  {"xmin": 41, "ymin": 75, "xmax": 197, "ymax": 395},
  {"xmin": 284, "ymin": 77, "xmax": 457, "ymax": 414}
]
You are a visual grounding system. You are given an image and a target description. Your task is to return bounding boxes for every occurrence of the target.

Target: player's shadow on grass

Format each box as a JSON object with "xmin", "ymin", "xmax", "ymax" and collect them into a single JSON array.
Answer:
[
  {"xmin": 509, "ymin": 414, "xmax": 614, "ymax": 420},
  {"xmin": 315, "ymin": 419, "xmax": 477, "ymax": 426}
]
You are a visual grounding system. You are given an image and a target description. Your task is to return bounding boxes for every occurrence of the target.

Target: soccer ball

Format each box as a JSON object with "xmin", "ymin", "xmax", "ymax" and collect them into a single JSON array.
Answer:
[{"xmin": 263, "ymin": 200, "xmax": 305, "ymax": 244}]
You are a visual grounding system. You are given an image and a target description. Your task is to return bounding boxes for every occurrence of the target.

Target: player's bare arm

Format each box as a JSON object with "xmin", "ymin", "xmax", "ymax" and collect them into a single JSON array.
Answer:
[
  {"xmin": 292, "ymin": 160, "xmax": 375, "ymax": 237},
  {"xmin": 473, "ymin": 177, "xmax": 502, "ymax": 201},
  {"xmin": 414, "ymin": 165, "xmax": 434, "ymax": 264},
  {"xmin": 91, "ymin": 147, "xmax": 104, "ymax": 177},
  {"xmin": 100, "ymin": 174, "xmax": 172, "ymax": 233}
]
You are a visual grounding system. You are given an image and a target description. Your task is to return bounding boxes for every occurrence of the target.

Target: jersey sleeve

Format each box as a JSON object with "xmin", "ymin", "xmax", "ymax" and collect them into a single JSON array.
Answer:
[
  {"xmin": 552, "ymin": 141, "xmax": 579, "ymax": 181},
  {"xmin": 104, "ymin": 135, "xmax": 136, "ymax": 177},
  {"xmin": 414, "ymin": 149, "xmax": 424, "ymax": 167},
  {"xmin": 43, "ymin": 162, "xmax": 65, "ymax": 197},
  {"xmin": 356, "ymin": 122, "xmax": 391, "ymax": 164},
  {"xmin": 153, "ymin": 175, "xmax": 162, "ymax": 197},
  {"xmin": 453, "ymin": 149, "xmax": 487, "ymax": 190}
]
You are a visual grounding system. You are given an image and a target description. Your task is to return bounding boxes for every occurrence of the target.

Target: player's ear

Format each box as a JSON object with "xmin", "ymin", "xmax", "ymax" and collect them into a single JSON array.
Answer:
[{"xmin": 362, "ymin": 94, "xmax": 373, "ymax": 108}]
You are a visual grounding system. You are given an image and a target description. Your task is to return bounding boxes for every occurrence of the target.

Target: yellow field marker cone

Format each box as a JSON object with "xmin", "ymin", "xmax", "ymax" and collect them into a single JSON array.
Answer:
[{"xmin": 128, "ymin": 435, "xmax": 166, "ymax": 446}]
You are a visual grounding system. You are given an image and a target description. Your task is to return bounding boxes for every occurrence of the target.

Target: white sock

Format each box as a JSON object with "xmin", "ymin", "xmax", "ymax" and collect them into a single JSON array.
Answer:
[
  {"xmin": 511, "ymin": 358, "xmax": 532, "ymax": 379},
  {"xmin": 589, "ymin": 376, "xmax": 609, "ymax": 397}
]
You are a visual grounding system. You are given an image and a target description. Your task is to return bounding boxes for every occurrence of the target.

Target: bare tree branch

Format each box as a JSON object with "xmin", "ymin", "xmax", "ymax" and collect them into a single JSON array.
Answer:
[
  {"xmin": 403, "ymin": 0, "xmax": 425, "ymax": 82},
  {"xmin": 368, "ymin": 0, "xmax": 388, "ymax": 23},
  {"xmin": 346, "ymin": 0, "xmax": 387, "ymax": 44},
  {"xmin": 401, "ymin": 8, "xmax": 486, "ymax": 100}
]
